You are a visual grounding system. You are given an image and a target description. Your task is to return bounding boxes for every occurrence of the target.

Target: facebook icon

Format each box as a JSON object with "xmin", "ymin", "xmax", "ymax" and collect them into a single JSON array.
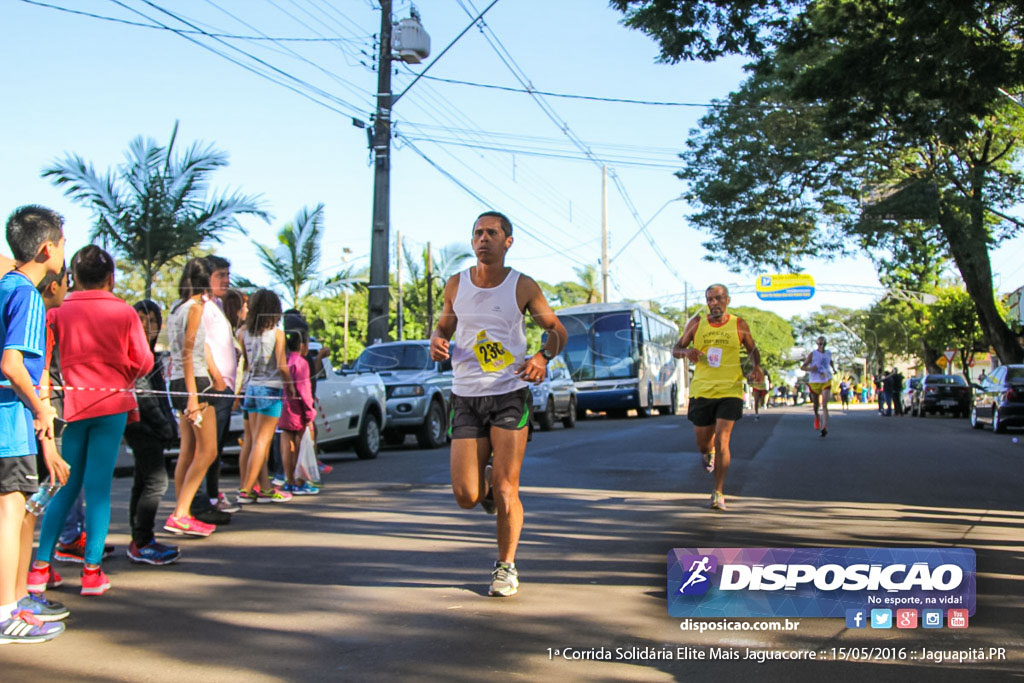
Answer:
[{"xmin": 845, "ymin": 609, "xmax": 867, "ymax": 629}]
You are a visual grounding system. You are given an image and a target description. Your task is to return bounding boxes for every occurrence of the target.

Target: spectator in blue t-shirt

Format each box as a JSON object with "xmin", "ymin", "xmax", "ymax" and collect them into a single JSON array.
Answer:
[{"xmin": 0, "ymin": 205, "xmax": 69, "ymax": 643}]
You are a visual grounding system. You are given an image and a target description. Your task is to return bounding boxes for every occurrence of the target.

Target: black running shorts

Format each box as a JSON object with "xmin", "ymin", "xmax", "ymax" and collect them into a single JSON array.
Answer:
[
  {"xmin": 0, "ymin": 454, "xmax": 40, "ymax": 495},
  {"xmin": 450, "ymin": 387, "xmax": 531, "ymax": 439},
  {"xmin": 687, "ymin": 397, "xmax": 744, "ymax": 427}
]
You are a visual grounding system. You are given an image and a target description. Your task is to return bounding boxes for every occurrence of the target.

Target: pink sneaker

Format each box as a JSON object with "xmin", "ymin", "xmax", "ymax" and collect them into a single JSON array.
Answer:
[
  {"xmin": 163, "ymin": 514, "xmax": 216, "ymax": 537},
  {"xmin": 80, "ymin": 567, "xmax": 110, "ymax": 596},
  {"xmin": 27, "ymin": 564, "xmax": 63, "ymax": 594}
]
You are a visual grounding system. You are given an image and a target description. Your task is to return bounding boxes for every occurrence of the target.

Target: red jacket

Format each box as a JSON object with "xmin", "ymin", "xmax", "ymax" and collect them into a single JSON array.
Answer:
[{"xmin": 48, "ymin": 290, "xmax": 153, "ymax": 422}]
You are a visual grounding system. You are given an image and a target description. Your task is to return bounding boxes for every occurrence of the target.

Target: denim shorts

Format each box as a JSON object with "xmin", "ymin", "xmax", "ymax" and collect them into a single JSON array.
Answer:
[{"xmin": 243, "ymin": 384, "xmax": 283, "ymax": 418}]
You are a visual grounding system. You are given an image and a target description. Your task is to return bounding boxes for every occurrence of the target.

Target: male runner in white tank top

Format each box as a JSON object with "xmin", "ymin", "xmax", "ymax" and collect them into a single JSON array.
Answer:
[{"xmin": 430, "ymin": 211, "xmax": 567, "ymax": 597}]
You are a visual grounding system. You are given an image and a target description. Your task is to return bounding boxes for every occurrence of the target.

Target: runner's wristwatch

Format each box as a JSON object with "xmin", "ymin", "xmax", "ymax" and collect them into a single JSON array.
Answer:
[{"xmin": 540, "ymin": 347, "xmax": 555, "ymax": 361}]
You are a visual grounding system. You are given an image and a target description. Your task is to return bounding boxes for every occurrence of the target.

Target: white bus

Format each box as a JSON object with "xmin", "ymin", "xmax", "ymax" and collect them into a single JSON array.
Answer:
[{"xmin": 556, "ymin": 302, "xmax": 684, "ymax": 418}]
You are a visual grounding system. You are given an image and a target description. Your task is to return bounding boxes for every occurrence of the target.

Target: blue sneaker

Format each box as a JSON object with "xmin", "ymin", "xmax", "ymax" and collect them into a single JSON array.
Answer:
[
  {"xmin": 16, "ymin": 593, "xmax": 69, "ymax": 622},
  {"xmin": 290, "ymin": 481, "xmax": 321, "ymax": 496},
  {"xmin": 271, "ymin": 473, "xmax": 286, "ymax": 487},
  {"xmin": 0, "ymin": 611, "xmax": 65, "ymax": 643},
  {"xmin": 126, "ymin": 540, "xmax": 180, "ymax": 566}
]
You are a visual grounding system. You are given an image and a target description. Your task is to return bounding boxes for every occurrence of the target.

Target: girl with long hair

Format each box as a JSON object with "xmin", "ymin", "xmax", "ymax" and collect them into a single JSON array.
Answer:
[
  {"xmin": 236, "ymin": 289, "xmax": 293, "ymax": 504},
  {"xmin": 164, "ymin": 258, "xmax": 218, "ymax": 536}
]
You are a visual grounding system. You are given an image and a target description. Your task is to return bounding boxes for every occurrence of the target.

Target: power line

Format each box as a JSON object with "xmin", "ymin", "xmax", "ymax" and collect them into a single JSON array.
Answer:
[
  {"xmin": 398, "ymin": 135, "xmax": 682, "ymax": 169},
  {"xmin": 417, "ymin": 73, "xmax": 727, "ymax": 108},
  {"xmin": 202, "ymin": 0, "xmax": 375, "ymax": 110},
  {"xmin": 17, "ymin": 0, "xmax": 363, "ymax": 41},
  {"xmin": 457, "ymin": 0, "xmax": 688, "ymax": 287},
  {"xmin": 397, "ymin": 135, "xmax": 593, "ymax": 269},
  {"xmin": 107, "ymin": 0, "xmax": 368, "ymax": 120}
]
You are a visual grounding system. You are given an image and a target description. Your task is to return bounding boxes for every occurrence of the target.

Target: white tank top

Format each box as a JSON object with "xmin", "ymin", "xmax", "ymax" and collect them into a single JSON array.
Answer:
[
  {"xmin": 808, "ymin": 349, "xmax": 833, "ymax": 383},
  {"xmin": 451, "ymin": 268, "xmax": 528, "ymax": 397},
  {"xmin": 244, "ymin": 328, "xmax": 282, "ymax": 388},
  {"xmin": 167, "ymin": 298, "xmax": 208, "ymax": 380}
]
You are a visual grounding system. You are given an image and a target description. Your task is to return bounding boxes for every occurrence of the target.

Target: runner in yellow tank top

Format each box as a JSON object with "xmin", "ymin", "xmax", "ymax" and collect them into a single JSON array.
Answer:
[{"xmin": 673, "ymin": 284, "xmax": 763, "ymax": 510}]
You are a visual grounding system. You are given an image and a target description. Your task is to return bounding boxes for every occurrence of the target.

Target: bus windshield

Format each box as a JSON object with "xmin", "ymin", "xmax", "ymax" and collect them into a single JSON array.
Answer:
[{"xmin": 560, "ymin": 311, "xmax": 638, "ymax": 380}]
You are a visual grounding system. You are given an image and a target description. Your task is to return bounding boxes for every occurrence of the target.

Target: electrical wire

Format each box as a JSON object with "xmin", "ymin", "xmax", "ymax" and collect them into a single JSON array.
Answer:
[
  {"xmin": 107, "ymin": 0, "xmax": 368, "ymax": 120},
  {"xmin": 417, "ymin": 73, "xmax": 728, "ymax": 108},
  {"xmin": 17, "ymin": 0, "xmax": 362, "ymax": 41},
  {"xmin": 203, "ymin": 0, "xmax": 375, "ymax": 110},
  {"xmin": 397, "ymin": 135, "xmax": 594, "ymax": 269}
]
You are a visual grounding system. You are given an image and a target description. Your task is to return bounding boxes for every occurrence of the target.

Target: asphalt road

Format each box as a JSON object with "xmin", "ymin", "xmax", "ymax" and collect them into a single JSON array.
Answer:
[{"xmin": 1, "ymin": 403, "xmax": 1022, "ymax": 681}]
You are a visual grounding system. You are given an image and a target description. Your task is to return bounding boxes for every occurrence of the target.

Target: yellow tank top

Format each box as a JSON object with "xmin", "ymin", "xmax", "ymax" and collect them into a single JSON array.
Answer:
[{"xmin": 688, "ymin": 315, "xmax": 744, "ymax": 399}]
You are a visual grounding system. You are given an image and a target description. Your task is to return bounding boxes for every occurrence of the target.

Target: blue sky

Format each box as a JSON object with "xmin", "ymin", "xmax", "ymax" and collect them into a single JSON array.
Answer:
[{"xmin": 3, "ymin": 0, "xmax": 1023, "ymax": 322}]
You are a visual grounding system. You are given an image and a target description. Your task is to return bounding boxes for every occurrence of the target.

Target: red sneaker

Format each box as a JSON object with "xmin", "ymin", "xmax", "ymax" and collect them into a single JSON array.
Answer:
[
  {"xmin": 80, "ymin": 567, "xmax": 110, "ymax": 596},
  {"xmin": 27, "ymin": 564, "xmax": 63, "ymax": 594},
  {"xmin": 814, "ymin": 416, "xmax": 821, "ymax": 430}
]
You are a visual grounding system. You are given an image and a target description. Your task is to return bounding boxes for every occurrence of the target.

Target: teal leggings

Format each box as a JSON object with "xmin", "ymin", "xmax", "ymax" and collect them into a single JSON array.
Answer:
[{"xmin": 37, "ymin": 412, "xmax": 128, "ymax": 565}]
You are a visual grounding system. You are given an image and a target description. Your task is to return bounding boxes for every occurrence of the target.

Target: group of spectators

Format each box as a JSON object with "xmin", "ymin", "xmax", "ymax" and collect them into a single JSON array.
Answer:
[
  {"xmin": 1, "ymin": 204, "xmax": 324, "ymax": 644},
  {"xmin": 873, "ymin": 367, "xmax": 906, "ymax": 416}
]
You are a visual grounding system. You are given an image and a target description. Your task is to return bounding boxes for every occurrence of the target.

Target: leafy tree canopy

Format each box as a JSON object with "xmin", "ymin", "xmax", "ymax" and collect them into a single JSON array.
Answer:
[
  {"xmin": 45, "ymin": 121, "xmax": 268, "ymax": 299},
  {"xmin": 615, "ymin": 0, "xmax": 1024, "ymax": 362}
]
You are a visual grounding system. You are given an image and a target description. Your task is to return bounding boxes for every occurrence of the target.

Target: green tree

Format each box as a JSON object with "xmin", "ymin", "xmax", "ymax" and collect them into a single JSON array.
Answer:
[
  {"xmin": 613, "ymin": 0, "xmax": 1024, "ymax": 363},
  {"xmin": 923, "ymin": 287, "xmax": 1002, "ymax": 376},
  {"xmin": 257, "ymin": 204, "xmax": 334, "ymax": 308},
  {"xmin": 396, "ymin": 242, "xmax": 472, "ymax": 339},
  {"xmin": 300, "ymin": 289, "xmax": 369, "ymax": 366},
  {"xmin": 44, "ymin": 121, "xmax": 267, "ymax": 299},
  {"xmin": 731, "ymin": 305, "xmax": 796, "ymax": 384}
]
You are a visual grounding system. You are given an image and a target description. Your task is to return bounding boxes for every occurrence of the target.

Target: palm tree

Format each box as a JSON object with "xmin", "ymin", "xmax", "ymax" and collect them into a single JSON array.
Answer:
[
  {"xmin": 256, "ymin": 203, "xmax": 329, "ymax": 307},
  {"xmin": 44, "ymin": 121, "xmax": 268, "ymax": 299},
  {"xmin": 575, "ymin": 264, "xmax": 601, "ymax": 304},
  {"xmin": 400, "ymin": 242, "xmax": 473, "ymax": 334}
]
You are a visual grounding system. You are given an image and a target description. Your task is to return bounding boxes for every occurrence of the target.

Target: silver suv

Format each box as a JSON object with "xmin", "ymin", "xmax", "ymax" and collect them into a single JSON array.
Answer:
[{"xmin": 352, "ymin": 340, "xmax": 453, "ymax": 449}]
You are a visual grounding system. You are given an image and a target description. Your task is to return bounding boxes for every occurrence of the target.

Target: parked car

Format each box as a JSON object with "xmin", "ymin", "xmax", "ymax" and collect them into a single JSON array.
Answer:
[
  {"xmin": 529, "ymin": 355, "xmax": 578, "ymax": 431},
  {"xmin": 910, "ymin": 374, "xmax": 972, "ymax": 418},
  {"xmin": 970, "ymin": 364, "xmax": 1024, "ymax": 433},
  {"xmin": 902, "ymin": 376, "xmax": 921, "ymax": 409},
  {"xmin": 352, "ymin": 340, "xmax": 453, "ymax": 448},
  {"xmin": 313, "ymin": 356, "xmax": 387, "ymax": 458}
]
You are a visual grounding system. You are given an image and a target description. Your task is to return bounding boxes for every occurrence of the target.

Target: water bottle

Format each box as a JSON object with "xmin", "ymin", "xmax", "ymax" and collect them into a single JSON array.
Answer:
[{"xmin": 25, "ymin": 479, "xmax": 62, "ymax": 516}]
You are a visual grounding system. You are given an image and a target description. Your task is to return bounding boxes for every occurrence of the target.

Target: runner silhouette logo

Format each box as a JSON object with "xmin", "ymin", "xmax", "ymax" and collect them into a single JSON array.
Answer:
[{"xmin": 678, "ymin": 555, "xmax": 718, "ymax": 595}]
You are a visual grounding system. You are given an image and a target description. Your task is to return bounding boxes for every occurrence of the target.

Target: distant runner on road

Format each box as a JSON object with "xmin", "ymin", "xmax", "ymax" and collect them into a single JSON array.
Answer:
[
  {"xmin": 430, "ymin": 211, "xmax": 566, "ymax": 597},
  {"xmin": 673, "ymin": 284, "xmax": 763, "ymax": 511},
  {"xmin": 801, "ymin": 336, "xmax": 837, "ymax": 437}
]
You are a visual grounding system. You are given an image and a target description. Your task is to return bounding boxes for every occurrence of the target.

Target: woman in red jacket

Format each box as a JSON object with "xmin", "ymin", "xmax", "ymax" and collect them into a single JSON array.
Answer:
[{"xmin": 28, "ymin": 246, "xmax": 152, "ymax": 597}]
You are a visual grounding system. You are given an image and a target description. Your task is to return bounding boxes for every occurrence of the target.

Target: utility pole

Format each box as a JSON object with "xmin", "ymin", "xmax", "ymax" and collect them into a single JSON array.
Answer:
[
  {"xmin": 426, "ymin": 241, "xmax": 434, "ymax": 332},
  {"xmin": 367, "ymin": 0, "xmax": 393, "ymax": 346},
  {"xmin": 601, "ymin": 165, "xmax": 608, "ymax": 303},
  {"xmin": 396, "ymin": 230, "xmax": 404, "ymax": 340}
]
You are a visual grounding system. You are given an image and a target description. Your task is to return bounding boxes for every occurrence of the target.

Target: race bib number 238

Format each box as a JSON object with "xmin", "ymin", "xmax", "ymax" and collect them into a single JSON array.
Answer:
[{"xmin": 473, "ymin": 330, "xmax": 515, "ymax": 372}]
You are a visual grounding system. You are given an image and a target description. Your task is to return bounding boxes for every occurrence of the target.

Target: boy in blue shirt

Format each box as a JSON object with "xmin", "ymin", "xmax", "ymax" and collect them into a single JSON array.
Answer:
[{"xmin": 0, "ymin": 205, "xmax": 69, "ymax": 643}]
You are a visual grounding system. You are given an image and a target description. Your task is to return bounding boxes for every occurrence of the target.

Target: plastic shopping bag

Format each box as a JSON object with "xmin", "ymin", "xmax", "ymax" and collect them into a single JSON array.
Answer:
[{"xmin": 294, "ymin": 425, "xmax": 321, "ymax": 485}]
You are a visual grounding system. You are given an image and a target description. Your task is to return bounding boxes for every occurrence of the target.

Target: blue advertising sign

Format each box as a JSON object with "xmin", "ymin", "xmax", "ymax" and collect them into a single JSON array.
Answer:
[{"xmin": 667, "ymin": 547, "xmax": 976, "ymax": 618}]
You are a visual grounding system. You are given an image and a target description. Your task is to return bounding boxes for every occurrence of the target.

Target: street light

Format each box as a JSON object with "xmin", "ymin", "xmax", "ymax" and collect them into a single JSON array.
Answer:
[{"xmin": 609, "ymin": 194, "xmax": 686, "ymax": 265}]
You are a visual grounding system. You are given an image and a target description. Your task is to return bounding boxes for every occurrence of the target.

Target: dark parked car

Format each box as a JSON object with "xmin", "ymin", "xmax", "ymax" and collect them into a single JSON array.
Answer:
[
  {"xmin": 970, "ymin": 364, "xmax": 1024, "ymax": 433},
  {"xmin": 353, "ymin": 340, "xmax": 453, "ymax": 449},
  {"xmin": 911, "ymin": 374, "xmax": 971, "ymax": 418}
]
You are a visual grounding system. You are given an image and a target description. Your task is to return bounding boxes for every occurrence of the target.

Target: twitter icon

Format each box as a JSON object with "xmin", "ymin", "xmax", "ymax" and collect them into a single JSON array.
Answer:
[{"xmin": 870, "ymin": 609, "xmax": 892, "ymax": 629}]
